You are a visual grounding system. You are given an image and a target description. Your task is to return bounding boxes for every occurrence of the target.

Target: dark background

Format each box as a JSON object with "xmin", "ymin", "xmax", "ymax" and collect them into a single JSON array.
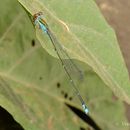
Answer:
[{"xmin": 96, "ymin": 0, "xmax": 130, "ymax": 122}]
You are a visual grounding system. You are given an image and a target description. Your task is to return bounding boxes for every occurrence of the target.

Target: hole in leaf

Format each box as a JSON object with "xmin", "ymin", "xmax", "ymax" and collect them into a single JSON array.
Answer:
[
  {"xmin": 56, "ymin": 82, "xmax": 61, "ymax": 88},
  {"xmin": 64, "ymin": 93, "xmax": 68, "ymax": 99},
  {"xmin": 31, "ymin": 39, "xmax": 35, "ymax": 47},
  {"xmin": 69, "ymin": 97, "xmax": 73, "ymax": 101}
]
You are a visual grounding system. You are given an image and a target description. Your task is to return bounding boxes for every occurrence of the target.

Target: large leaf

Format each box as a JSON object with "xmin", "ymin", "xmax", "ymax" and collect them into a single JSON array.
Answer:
[
  {"xmin": 0, "ymin": 0, "xmax": 129, "ymax": 130},
  {"xmin": 18, "ymin": 0, "xmax": 130, "ymax": 104}
]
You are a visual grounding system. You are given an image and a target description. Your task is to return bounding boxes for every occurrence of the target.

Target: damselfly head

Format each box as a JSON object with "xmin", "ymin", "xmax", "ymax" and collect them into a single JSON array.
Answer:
[
  {"xmin": 33, "ymin": 12, "xmax": 48, "ymax": 29},
  {"xmin": 33, "ymin": 12, "xmax": 43, "ymax": 22}
]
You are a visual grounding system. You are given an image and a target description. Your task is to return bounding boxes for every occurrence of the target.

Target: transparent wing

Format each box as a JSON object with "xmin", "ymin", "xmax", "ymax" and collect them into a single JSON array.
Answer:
[
  {"xmin": 47, "ymin": 29, "xmax": 84, "ymax": 84},
  {"xmin": 46, "ymin": 29, "xmax": 89, "ymax": 114}
]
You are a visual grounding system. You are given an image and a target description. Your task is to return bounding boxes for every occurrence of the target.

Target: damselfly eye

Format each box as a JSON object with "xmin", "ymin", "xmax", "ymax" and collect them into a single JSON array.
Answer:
[
  {"xmin": 33, "ymin": 14, "xmax": 38, "ymax": 21},
  {"xmin": 38, "ymin": 12, "xmax": 43, "ymax": 16}
]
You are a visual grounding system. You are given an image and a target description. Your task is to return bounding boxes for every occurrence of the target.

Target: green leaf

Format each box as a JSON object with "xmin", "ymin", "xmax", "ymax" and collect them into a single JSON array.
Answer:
[
  {"xmin": 0, "ymin": 0, "xmax": 129, "ymax": 130},
  {"xmin": 18, "ymin": 0, "xmax": 130, "ymax": 104}
]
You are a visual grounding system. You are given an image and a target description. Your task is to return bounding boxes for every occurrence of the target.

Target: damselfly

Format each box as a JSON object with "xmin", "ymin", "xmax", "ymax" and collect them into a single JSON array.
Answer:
[{"xmin": 33, "ymin": 12, "xmax": 89, "ymax": 114}]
